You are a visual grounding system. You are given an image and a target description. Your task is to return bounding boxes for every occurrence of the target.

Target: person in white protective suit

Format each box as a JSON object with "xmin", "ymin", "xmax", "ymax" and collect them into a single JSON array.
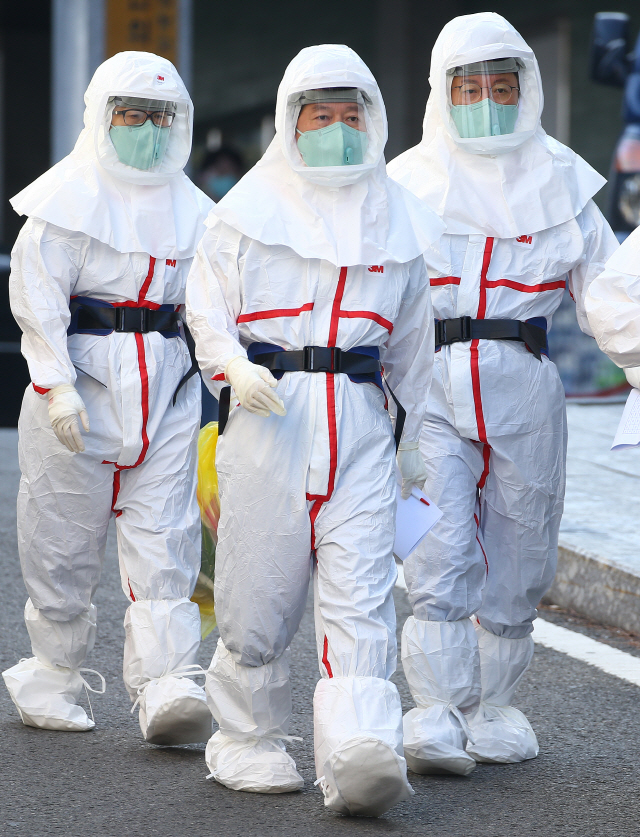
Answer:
[
  {"xmin": 387, "ymin": 13, "xmax": 618, "ymax": 775},
  {"xmin": 186, "ymin": 44, "xmax": 445, "ymax": 815},
  {"xmin": 2, "ymin": 52, "xmax": 215, "ymax": 744},
  {"xmin": 585, "ymin": 230, "xmax": 640, "ymax": 386}
]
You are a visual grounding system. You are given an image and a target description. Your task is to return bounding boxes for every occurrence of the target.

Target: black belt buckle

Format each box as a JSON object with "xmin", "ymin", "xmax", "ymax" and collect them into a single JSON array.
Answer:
[
  {"xmin": 115, "ymin": 307, "xmax": 150, "ymax": 333},
  {"xmin": 139, "ymin": 308, "xmax": 149, "ymax": 333},
  {"xmin": 303, "ymin": 345, "xmax": 342, "ymax": 372},
  {"xmin": 115, "ymin": 308, "xmax": 126, "ymax": 333},
  {"xmin": 438, "ymin": 316, "xmax": 473, "ymax": 345}
]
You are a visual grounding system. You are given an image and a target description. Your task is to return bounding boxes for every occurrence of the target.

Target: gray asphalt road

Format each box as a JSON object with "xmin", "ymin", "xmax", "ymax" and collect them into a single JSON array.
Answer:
[{"xmin": 1, "ymin": 428, "xmax": 639, "ymax": 836}]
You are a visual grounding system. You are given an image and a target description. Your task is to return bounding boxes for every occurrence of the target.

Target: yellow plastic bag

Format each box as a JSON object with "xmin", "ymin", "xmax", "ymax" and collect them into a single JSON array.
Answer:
[{"xmin": 191, "ymin": 421, "xmax": 219, "ymax": 639}]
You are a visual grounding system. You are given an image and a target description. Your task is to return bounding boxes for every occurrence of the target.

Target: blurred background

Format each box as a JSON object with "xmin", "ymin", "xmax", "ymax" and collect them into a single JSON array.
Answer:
[{"xmin": 0, "ymin": 0, "xmax": 639, "ymax": 423}]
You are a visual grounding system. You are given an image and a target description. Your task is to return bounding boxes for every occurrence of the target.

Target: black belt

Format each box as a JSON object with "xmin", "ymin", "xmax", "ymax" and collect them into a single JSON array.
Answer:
[
  {"xmin": 218, "ymin": 345, "xmax": 405, "ymax": 450},
  {"xmin": 252, "ymin": 346, "xmax": 381, "ymax": 376},
  {"xmin": 435, "ymin": 317, "xmax": 548, "ymax": 361},
  {"xmin": 68, "ymin": 298, "xmax": 199, "ymax": 405},
  {"xmin": 72, "ymin": 304, "xmax": 181, "ymax": 334}
]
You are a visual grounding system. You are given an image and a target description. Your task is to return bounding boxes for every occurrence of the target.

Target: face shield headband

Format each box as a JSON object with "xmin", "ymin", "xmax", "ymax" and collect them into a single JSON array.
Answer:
[{"xmin": 447, "ymin": 58, "xmax": 522, "ymax": 139}]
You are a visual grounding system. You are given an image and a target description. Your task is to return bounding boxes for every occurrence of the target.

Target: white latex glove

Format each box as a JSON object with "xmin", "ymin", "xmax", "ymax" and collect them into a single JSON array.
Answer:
[
  {"xmin": 625, "ymin": 367, "xmax": 640, "ymax": 390},
  {"xmin": 397, "ymin": 441, "xmax": 428, "ymax": 500},
  {"xmin": 225, "ymin": 356, "xmax": 286, "ymax": 418},
  {"xmin": 47, "ymin": 384, "xmax": 90, "ymax": 453}
]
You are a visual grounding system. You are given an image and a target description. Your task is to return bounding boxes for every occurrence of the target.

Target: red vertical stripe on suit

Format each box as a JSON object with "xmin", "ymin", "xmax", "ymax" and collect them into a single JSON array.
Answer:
[
  {"xmin": 477, "ymin": 443, "xmax": 490, "ymax": 490},
  {"xmin": 305, "ymin": 267, "xmax": 347, "ymax": 510},
  {"xmin": 322, "ymin": 635, "xmax": 333, "ymax": 678},
  {"xmin": 324, "ymin": 266, "xmax": 346, "ymax": 500},
  {"xmin": 328, "ymin": 267, "xmax": 348, "ymax": 346},
  {"xmin": 476, "ymin": 238, "xmax": 493, "ymax": 321},
  {"xmin": 324, "ymin": 374, "xmax": 338, "ymax": 498},
  {"xmin": 137, "ymin": 256, "xmax": 156, "ymax": 304},
  {"xmin": 474, "ymin": 512, "xmax": 488, "ymax": 573},
  {"xmin": 111, "ymin": 469, "xmax": 123, "ymax": 517},
  {"xmin": 470, "ymin": 238, "xmax": 494, "ymax": 444},
  {"xmin": 132, "ymin": 333, "xmax": 150, "ymax": 467}
]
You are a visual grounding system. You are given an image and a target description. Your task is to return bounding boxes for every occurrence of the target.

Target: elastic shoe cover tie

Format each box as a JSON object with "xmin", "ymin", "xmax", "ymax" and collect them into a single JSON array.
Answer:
[{"xmin": 130, "ymin": 663, "xmax": 206, "ymax": 714}]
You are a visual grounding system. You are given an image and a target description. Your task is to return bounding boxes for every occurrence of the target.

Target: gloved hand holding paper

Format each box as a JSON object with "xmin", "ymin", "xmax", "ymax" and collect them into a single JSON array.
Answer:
[
  {"xmin": 396, "ymin": 441, "xmax": 428, "ymax": 500},
  {"xmin": 394, "ymin": 482, "xmax": 442, "ymax": 561}
]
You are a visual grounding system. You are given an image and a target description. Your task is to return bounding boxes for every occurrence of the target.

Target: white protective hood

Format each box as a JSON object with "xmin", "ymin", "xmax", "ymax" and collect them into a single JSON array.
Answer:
[
  {"xmin": 211, "ymin": 44, "xmax": 445, "ymax": 267},
  {"xmin": 387, "ymin": 13, "xmax": 606, "ymax": 239},
  {"xmin": 11, "ymin": 51, "xmax": 212, "ymax": 258}
]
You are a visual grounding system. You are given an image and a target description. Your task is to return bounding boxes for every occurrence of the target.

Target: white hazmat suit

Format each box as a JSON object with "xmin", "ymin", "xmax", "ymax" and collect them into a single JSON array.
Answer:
[
  {"xmin": 388, "ymin": 14, "xmax": 618, "ymax": 773},
  {"xmin": 186, "ymin": 45, "xmax": 444, "ymax": 815},
  {"xmin": 2, "ymin": 52, "xmax": 214, "ymax": 744},
  {"xmin": 586, "ymin": 228, "xmax": 640, "ymax": 382}
]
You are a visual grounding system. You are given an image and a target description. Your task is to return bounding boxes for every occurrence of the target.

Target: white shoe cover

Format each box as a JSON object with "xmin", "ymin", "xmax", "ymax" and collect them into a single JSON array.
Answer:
[
  {"xmin": 204, "ymin": 640, "xmax": 303, "ymax": 792},
  {"xmin": 205, "ymin": 639, "xmax": 293, "ymax": 739},
  {"xmin": 205, "ymin": 731, "xmax": 304, "ymax": 793},
  {"xmin": 401, "ymin": 617, "xmax": 479, "ymax": 776},
  {"xmin": 403, "ymin": 707, "xmax": 476, "ymax": 776},
  {"xmin": 2, "ymin": 657, "xmax": 94, "ymax": 732},
  {"xmin": 314, "ymin": 677, "xmax": 413, "ymax": 817},
  {"xmin": 137, "ymin": 674, "xmax": 212, "ymax": 745},
  {"xmin": 25, "ymin": 599, "xmax": 97, "ymax": 669},
  {"xmin": 123, "ymin": 599, "xmax": 202, "ymax": 698},
  {"xmin": 466, "ymin": 627, "xmax": 539, "ymax": 764}
]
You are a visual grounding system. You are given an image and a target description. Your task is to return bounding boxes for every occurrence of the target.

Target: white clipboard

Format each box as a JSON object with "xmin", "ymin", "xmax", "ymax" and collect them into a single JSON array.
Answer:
[
  {"xmin": 393, "ymin": 484, "xmax": 443, "ymax": 561},
  {"xmin": 612, "ymin": 388, "xmax": 640, "ymax": 450}
]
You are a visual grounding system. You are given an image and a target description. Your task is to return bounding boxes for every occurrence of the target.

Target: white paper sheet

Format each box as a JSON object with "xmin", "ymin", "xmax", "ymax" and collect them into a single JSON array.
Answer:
[
  {"xmin": 612, "ymin": 388, "xmax": 640, "ymax": 450},
  {"xmin": 393, "ymin": 484, "xmax": 443, "ymax": 561}
]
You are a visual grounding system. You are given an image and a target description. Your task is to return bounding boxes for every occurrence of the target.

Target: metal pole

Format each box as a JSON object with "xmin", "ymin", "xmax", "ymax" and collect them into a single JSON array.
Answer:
[
  {"xmin": 51, "ymin": 0, "xmax": 105, "ymax": 164},
  {"xmin": 178, "ymin": 0, "xmax": 193, "ymax": 93}
]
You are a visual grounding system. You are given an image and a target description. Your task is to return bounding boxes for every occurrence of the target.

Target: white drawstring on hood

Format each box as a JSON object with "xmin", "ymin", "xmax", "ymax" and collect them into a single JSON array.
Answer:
[
  {"xmin": 388, "ymin": 13, "xmax": 606, "ymax": 239},
  {"xmin": 210, "ymin": 44, "xmax": 445, "ymax": 267},
  {"xmin": 11, "ymin": 51, "xmax": 212, "ymax": 258}
]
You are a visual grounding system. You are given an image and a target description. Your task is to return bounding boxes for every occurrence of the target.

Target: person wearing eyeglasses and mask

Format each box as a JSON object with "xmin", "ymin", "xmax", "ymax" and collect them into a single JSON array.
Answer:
[
  {"xmin": 186, "ymin": 44, "xmax": 445, "ymax": 815},
  {"xmin": 2, "ymin": 52, "xmax": 214, "ymax": 744},
  {"xmin": 388, "ymin": 13, "xmax": 618, "ymax": 775}
]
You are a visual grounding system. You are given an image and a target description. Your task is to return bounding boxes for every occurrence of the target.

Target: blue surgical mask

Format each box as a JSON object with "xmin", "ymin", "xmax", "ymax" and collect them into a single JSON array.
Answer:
[
  {"xmin": 205, "ymin": 174, "xmax": 239, "ymax": 200},
  {"xmin": 450, "ymin": 99, "xmax": 519, "ymax": 139},
  {"xmin": 296, "ymin": 121, "xmax": 368, "ymax": 167},
  {"xmin": 110, "ymin": 120, "xmax": 171, "ymax": 170}
]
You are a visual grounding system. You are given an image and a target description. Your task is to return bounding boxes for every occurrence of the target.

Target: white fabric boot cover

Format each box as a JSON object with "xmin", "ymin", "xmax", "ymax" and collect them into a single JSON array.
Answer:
[
  {"xmin": 136, "ymin": 674, "xmax": 212, "ymax": 746},
  {"xmin": 205, "ymin": 639, "xmax": 304, "ymax": 793},
  {"xmin": 466, "ymin": 625, "xmax": 538, "ymax": 763},
  {"xmin": 401, "ymin": 616, "xmax": 479, "ymax": 776},
  {"xmin": 124, "ymin": 599, "xmax": 211, "ymax": 745},
  {"xmin": 314, "ymin": 677, "xmax": 413, "ymax": 817},
  {"xmin": 2, "ymin": 599, "xmax": 98, "ymax": 731}
]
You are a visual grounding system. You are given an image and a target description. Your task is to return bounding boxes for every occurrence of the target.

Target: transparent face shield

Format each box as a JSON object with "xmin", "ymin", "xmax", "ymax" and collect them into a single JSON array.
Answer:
[
  {"xmin": 447, "ymin": 58, "xmax": 522, "ymax": 139},
  {"xmin": 293, "ymin": 88, "xmax": 369, "ymax": 167},
  {"xmin": 107, "ymin": 96, "xmax": 177, "ymax": 171}
]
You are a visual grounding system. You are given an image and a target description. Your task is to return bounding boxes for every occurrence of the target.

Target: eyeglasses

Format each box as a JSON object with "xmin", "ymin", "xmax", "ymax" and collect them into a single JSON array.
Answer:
[
  {"xmin": 112, "ymin": 108, "xmax": 175, "ymax": 127},
  {"xmin": 451, "ymin": 82, "xmax": 520, "ymax": 105}
]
